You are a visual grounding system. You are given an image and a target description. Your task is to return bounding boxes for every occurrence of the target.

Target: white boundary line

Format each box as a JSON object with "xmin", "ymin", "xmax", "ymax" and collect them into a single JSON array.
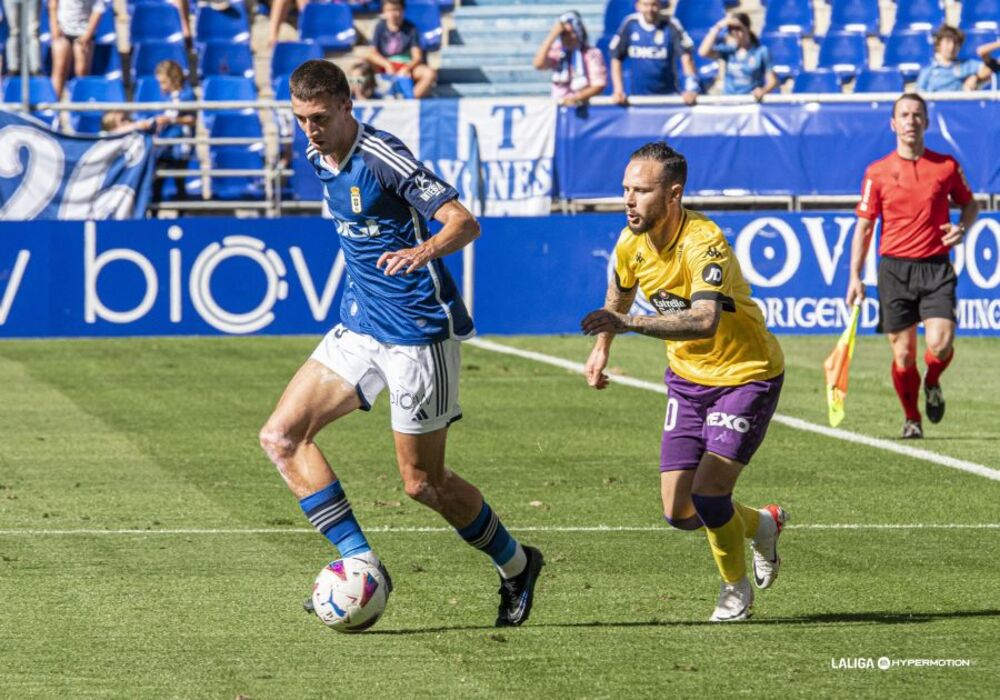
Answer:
[
  {"xmin": 468, "ymin": 338, "xmax": 1000, "ymax": 482},
  {"xmin": 0, "ymin": 524, "xmax": 998, "ymax": 536}
]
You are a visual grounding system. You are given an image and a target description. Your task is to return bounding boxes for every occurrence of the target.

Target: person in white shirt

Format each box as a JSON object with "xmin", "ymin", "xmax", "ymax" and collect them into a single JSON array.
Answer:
[{"xmin": 49, "ymin": 0, "xmax": 105, "ymax": 97}]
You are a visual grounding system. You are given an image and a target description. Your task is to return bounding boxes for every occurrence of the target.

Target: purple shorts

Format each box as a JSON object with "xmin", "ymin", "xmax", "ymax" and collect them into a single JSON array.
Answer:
[{"xmin": 659, "ymin": 368, "xmax": 783, "ymax": 472}]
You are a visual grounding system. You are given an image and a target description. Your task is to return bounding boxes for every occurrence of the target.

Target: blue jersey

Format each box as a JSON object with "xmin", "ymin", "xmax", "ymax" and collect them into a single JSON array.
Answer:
[
  {"xmin": 917, "ymin": 58, "xmax": 981, "ymax": 92},
  {"xmin": 307, "ymin": 122, "xmax": 474, "ymax": 345},
  {"xmin": 715, "ymin": 43, "xmax": 772, "ymax": 95},
  {"xmin": 609, "ymin": 13, "xmax": 694, "ymax": 95}
]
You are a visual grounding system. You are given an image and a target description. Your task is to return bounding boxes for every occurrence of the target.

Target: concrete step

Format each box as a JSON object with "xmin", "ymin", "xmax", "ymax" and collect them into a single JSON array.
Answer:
[
  {"xmin": 434, "ymin": 80, "xmax": 552, "ymax": 97},
  {"xmin": 438, "ymin": 65, "xmax": 548, "ymax": 84},
  {"xmin": 460, "ymin": 0, "xmax": 592, "ymax": 6},
  {"xmin": 454, "ymin": 3, "xmax": 604, "ymax": 20}
]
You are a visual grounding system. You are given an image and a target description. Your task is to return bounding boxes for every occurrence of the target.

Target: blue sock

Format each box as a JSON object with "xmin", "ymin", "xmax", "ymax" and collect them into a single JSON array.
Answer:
[
  {"xmin": 300, "ymin": 481, "xmax": 371, "ymax": 558},
  {"xmin": 456, "ymin": 502, "xmax": 525, "ymax": 577},
  {"xmin": 691, "ymin": 492, "xmax": 735, "ymax": 529}
]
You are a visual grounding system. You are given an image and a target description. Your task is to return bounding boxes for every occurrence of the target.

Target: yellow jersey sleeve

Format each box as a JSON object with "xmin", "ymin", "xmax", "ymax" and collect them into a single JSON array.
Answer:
[{"xmin": 685, "ymin": 225, "xmax": 737, "ymax": 313}]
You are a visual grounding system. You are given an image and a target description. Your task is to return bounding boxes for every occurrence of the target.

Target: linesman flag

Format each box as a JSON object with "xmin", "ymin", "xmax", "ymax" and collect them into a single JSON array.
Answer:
[{"xmin": 824, "ymin": 303, "xmax": 861, "ymax": 427}]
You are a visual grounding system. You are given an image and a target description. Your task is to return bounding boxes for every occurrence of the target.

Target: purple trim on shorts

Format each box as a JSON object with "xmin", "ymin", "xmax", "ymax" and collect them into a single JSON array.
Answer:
[{"xmin": 659, "ymin": 369, "xmax": 783, "ymax": 472}]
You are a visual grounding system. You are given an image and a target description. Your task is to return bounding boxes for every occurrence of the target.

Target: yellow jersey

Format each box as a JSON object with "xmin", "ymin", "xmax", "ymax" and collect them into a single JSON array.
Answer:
[{"xmin": 613, "ymin": 208, "xmax": 784, "ymax": 386}]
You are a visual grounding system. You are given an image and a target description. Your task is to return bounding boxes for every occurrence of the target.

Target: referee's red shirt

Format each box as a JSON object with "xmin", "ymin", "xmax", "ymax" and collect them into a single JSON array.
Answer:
[{"xmin": 855, "ymin": 149, "xmax": 973, "ymax": 259}]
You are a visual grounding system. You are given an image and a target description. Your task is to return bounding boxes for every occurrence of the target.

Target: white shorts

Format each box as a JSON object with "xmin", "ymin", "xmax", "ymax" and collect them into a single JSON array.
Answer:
[{"xmin": 310, "ymin": 324, "xmax": 463, "ymax": 435}]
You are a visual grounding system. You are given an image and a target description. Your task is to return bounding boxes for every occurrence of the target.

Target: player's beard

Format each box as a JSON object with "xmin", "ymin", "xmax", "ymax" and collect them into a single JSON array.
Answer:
[{"xmin": 626, "ymin": 212, "xmax": 652, "ymax": 234}]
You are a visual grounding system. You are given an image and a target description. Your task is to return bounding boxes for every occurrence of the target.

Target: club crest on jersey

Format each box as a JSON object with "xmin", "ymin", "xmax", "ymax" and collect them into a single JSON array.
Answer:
[
  {"xmin": 350, "ymin": 187, "xmax": 363, "ymax": 213},
  {"xmin": 650, "ymin": 290, "xmax": 690, "ymax": 315}
]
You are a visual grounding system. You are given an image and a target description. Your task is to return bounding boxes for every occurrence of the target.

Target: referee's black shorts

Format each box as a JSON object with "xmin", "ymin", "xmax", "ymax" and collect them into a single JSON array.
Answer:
[{"xmin": 877, "ymin": 255, "xmax": 957, "ymax": 334}]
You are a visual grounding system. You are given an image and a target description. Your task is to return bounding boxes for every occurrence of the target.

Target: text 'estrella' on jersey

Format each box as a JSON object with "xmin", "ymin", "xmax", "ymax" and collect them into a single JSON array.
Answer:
[{"xmin": 307, "ymin": 122, "xmax": 474, "ymax": 345}]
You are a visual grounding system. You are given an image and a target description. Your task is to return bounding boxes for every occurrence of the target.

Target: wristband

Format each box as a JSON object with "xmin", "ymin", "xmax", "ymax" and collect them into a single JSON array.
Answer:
[{"xmin": 683, "ymin": 76, "xmax": 699, "ymax": 93}]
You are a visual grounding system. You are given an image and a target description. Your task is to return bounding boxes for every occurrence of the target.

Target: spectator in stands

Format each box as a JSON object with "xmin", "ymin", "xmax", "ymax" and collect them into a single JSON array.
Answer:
[
  {"xmin": 100, "ymin": 110, "xmax": 157, "ymax": 135},
  {"xmin": 3, "ymin": 0, "xmax": 41, "ymax": 75},
  {"xmin": 698, "ymin": 12, "xmax": 778, "ymax": 101},
  {"xmin": 609, "ymin": 0, "xmax": 699, "ymax": 106},
  {"xmin": 152, "ymin": 59, "xmax": 196, "ymax": 202},
  {"xmin": 367, "ymin": 0, "xmax": 436, "ymax": 99},
  {"xmin": 172, "ymin": 0, "xmax": 193, "ymax": 48},
  {"xmin": 267, "ymin": 0, "xmax": 306, "ymax": 47},
  {"xmin": 532, "ymin": 11, "xmax": 607, "ymax": 107},
  {"xmin": 49, "ymin": 0, "xmax": 104, "ymax": 97},
  {"xmin": 917, "ymin": 25, "xmax": 991, "ymax": 92},
  {"xmin": 349, "ymin": 61, "xmax": 382, "ymax": 101},
  {"xmin": 977, "ymin": 38, "xmax": 1000, "ymax": 79}
]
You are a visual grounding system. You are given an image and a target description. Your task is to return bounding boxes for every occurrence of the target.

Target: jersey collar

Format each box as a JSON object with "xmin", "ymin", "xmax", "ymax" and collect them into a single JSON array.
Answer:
[{"xmin": 319, "ymin": 119, "xmax": 363, "ymax": 175}]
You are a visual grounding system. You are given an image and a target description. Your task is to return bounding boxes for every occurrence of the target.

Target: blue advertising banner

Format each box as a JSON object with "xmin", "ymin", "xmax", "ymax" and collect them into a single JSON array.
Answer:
[
  {"xmin": 0, "ymin": 111, "xmax": 155, "ymax": 220},
  {"xmin": 555, "ymin": 99, "xmax": 1000, "ymax": 198},
  {"xmin": 1, "ymin": 213, "xmax": 998, "ymax": 338}
]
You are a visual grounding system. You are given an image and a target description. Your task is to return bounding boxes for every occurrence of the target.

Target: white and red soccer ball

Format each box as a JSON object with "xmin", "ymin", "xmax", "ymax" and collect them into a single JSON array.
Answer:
[{"xmin": 311, "ymin": 557, "xmax": 388, "ymax": 633}]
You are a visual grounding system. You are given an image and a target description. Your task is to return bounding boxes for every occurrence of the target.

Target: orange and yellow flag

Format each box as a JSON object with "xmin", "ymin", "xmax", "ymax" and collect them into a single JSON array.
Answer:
[{"xmin": 824, "ymin": 304, "xmax": 861, "ymax": 427}]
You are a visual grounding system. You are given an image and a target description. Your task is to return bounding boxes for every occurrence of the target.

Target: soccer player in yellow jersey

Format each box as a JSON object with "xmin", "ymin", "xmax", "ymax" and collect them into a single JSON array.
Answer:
[{"xmin": 582, "ymin": 142, "xmax": 788, "ymax": 622}]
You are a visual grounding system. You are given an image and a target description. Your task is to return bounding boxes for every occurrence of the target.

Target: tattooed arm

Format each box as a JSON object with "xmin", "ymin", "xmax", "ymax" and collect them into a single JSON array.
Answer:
[
  {"xmin": 581, "ymin": 298, "xmax": 721, "ymax": 341},
  {"xmin": 582, "ymin": 276, "xmax": 638, "ymax": 390}
]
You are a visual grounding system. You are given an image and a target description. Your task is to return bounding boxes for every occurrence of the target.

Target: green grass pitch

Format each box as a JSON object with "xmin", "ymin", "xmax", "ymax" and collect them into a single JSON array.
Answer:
[{"xmin": 0, "ymin": 334, "xmax": 998, "ymax": 698}]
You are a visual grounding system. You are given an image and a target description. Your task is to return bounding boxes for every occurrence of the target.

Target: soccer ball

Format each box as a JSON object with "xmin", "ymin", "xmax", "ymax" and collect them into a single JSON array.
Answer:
[{"xmin": 311, "ymin": 557, "xmax": 389, "ymax": 633}]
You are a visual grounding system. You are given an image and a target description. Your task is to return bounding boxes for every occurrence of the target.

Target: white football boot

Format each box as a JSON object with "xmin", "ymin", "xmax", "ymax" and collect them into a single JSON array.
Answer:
[
  {"xmin": 710, "ymin": 576, "xmax": 754, "ymax": 622},
  {"xmin": 751, "ymin": 504, "xmax": 788, "ymax": 589}
]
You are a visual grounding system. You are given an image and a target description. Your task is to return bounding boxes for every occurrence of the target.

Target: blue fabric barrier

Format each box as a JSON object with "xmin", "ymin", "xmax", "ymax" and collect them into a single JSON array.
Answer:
[{"xmin": 2, "ymin": 213, "xmax": 998, "ymax": 338}]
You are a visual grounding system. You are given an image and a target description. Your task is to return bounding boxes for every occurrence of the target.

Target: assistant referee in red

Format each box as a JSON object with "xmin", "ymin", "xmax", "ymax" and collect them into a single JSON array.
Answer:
[{"xmin": 845, "ymin": 93, "xmax": 979, "ymax": 439}]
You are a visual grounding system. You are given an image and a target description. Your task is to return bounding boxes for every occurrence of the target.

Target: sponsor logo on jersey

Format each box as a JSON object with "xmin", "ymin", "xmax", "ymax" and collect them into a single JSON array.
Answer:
[
  {"xmin": 650, "ymin": 290, "xmax": 690, "ymax": 314},
  {"xmin": 414, "ymin": 173, "xmax": 446, "ymax": 202},
  {"xmin": 350, "ymin": 186, "xmax": 363, "ymax": 213},
  {"xmin": 335, "ymin": 218, "xmax": 381, "ymax": 239},
  {"xmin": 629, "ymin": 45, "xmax": 668, "ymax": 60},
  {"xmin": 707, "ymin": 412, "xmax": 751, "ymax": 433},
  {"xmin": 702, "ymin": 263, "xmax": 723, "ymax": 286}
]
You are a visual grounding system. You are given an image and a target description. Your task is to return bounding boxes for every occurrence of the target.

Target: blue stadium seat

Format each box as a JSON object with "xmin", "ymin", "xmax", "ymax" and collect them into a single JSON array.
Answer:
[
  {"xmin": 210, "ymin": 112, "xmax": 263, "ymax": 150},
  {"xmin": 199, "ymin": 41, "xmax": 254, "ymax": 79},
  {"xmin": 762, "ymin": 32, "xmax": 804, "ymax": 81},
  {"xmin": 960, "ymin": 0, "xmax": 1000, "ymax": 31},
  {"xmin": 273, "ymin": 74, "xmax": 290, "ymax": 101},
  {"xmin": 763, "ymin": 0, "xmax": 814, "ymax": 35},
  {"xmin": 39, "ymin": 0, "xmax": 50, "ymax": 43},
  {"xmin": 3, "ymin": 76, "xmax": 58, "ymax": 126},
  {"xmin": 132, "ymin": 41, "xmax": 189, "ymax": 78},
  {"xmin": 893, "ymin": 0, "xmax": 945, "ymax": 31},
  {"xmin": 130, "ymin": 3, "xmax": 185, "ymax": 45},
  {"xmin": 270, "ymin": 41, "xmax": 323, "ymax": 90},
  {"xmin": 817, "ymin": 29, "xmax": 869, "ymax": 78},
  {"xmin": 195, "ymin": 4, "xmax": 250, "ymax": 45},
  {"xmin": 792, "ymin": 68, "xmax": 843, "ymax": 93},
  {"xmin": 674, "ymin": 0, "xmax": 726, "ymax": 35},
  {"xmin": 202, "ymin": 75, "xmax": 257, "ymax": 131},
  {"xmin": 854, "ymin": 67, "xmax": 905, "ymax": 93},
  {"xmin": 133, "ymin": 75, "xmax": 165, "ymax": 119},
  {"xmin": 882, "ymin": 29, "xmax": 932, "ymax": 81},
  {"xmin": 603, "ymin": 0, "xmax": 633, "ymax": 40},
  {"xmin": 95, "ymin": 3, "xmax": 117, "ymax": 44},
  {"xmin": 959, "ymin": 28, "xmax": 1000, "ymax": 61},
  {"xmin": 299, "ymin": 3, "xmax": 357, "ymax": 53},
  {"xmin": 828, "ymin": 0, "xmax": 881, "ymax": 34},
  {"xmin": 91, "ymin": 43, "xmax": 124, "ymax": 80},
  {"xmin": 69, "ymin": 76, "xmax": 126, "ymax": 133},
  {"xmin": 406, "ymin": 3, "xmax": 443, "ymax": 52},
  {"xmin": 210, "ymin": 147, "xmax": 265, "ymax": 200}
]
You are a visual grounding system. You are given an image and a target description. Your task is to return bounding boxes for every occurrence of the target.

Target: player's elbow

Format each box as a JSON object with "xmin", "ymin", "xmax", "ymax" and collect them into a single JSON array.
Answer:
[
  {"xmin": 460, "ymin": 212, "xmax": 481, "ymax": 242},
  {"xmin": 694, "ymin": 310, "xmax": 721, "ymax": 339}
]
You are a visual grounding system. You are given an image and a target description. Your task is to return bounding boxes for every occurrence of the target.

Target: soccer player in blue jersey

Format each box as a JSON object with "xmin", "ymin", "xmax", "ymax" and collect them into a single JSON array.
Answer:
[
  {"xmin": 259, "ymin": 60, "xmax": 544, "ymax": 627},
  {"xmin": 608, "ymin": 0, "xmax": 699, "ymax": 105}
]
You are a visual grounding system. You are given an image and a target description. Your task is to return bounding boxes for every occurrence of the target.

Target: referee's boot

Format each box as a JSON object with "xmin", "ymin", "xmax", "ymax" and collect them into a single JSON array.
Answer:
[
  {"xmin": 495, "ymin": 545, "xmax": 545, "ymax": 627},
  {"xmin": 925, "ymin": 384, "xmax": 945, "ymax": 424},
  {"xmin": 901, "ymin": 419, "xmax": 923, "ymax": 439}
]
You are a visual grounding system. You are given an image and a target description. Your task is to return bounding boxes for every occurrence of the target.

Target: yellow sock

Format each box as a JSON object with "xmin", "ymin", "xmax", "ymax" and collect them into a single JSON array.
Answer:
[
  {"xmin": 705, "ymin": 510, "xmax": 748, "ymax": 584},
  {"xmin": 733, "ymin": 501, "xmax": 760, "ymax": 539}
]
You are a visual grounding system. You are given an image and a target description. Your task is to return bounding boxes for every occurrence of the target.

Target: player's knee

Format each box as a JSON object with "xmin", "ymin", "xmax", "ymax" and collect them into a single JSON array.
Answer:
[
  {"xmin": 402, "ymin": 475, "xmax": 439, "ymax": 507},
  {"xmin": 663, "ymin": 513, "xmax": 703, "ymax": 531},
  {"xmin": 258, "ymin": 424, "xmax": 299, "ymax": 465}
]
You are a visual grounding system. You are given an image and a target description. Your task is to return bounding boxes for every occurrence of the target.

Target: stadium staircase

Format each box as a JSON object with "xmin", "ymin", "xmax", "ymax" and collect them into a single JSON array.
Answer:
[{"xmin": 436, "ymin": 0, "xmax": 606, "ymax": 97}]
